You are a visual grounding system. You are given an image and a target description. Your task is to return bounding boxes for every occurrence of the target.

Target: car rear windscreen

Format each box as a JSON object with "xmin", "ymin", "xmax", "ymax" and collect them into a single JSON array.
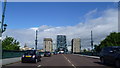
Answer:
[{"xmin": 24, "ymin": 50, "xmax": 36, "ymax": 55}]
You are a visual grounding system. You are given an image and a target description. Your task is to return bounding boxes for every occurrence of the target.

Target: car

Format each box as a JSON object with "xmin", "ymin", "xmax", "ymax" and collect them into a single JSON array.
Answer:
[
  {"xmin": 58, "ymin": 51, "xmax": 64, "ymax": 54},
  {"xmin": 44, "ymin": 51, "xmax": 51, "ymax": 57},
  {"xmin": 39, "ymin": 52, "xmax": 44, "ymax": 57},
  {"xmin": 53, "ymin": 52, "xmax": 57, "ymax": 55},
  {"xmin": 100, "ymin": 46, "xmax": 120, "ymax": 68},
  {"xmin": 21, "ymin": 50, "xmax": 41, "ymax": 63}
]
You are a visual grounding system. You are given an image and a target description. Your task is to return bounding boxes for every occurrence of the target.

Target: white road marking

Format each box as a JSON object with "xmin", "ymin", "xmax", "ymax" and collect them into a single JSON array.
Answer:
[
  {"xmin": 72, "ymin": 64, "xmax": 74, "ymax": 66},
  {"xmin": 68, "ymin": 60, "xmax": 71, "ymax": 63},
  {"xmin": 62, "ymin": 55, "xmax": 76, "ymax": 68},
  {"xmin": 37, "ymin": 65, "xmax": 42, "ymax": 68}
]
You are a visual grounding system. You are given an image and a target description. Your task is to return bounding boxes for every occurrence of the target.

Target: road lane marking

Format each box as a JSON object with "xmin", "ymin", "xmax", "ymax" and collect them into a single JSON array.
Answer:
[
  {"xmin": 37, "ymin": 65, "xmax": 42, "ymax": 68},
  {"xmin": 62, "ymin": 54, "xmax": 76, "ymax": 68},
  {"xmin": 72, "ymin": 64, "xmax": 74, "ymax": 66},
  {"xmin": 68, "ymin": 60, "xmax": 71, "ymax": 63}
]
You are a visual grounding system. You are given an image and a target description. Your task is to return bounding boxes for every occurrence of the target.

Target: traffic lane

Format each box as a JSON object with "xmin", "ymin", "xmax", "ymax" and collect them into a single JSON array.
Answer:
[
  {"xmin": 3, "ymin": 54, "xmax": 114, "ymax": 68},
  {"xmin": 4, "ymin": 56, "xmax": 52, "ymax": 66},
  {"xmin": 4, "ymin": 54, "xmax": 73, "ymax": 66},
  {"xmin": 64, "ymin": 54, "xmax": 114, "ymax": 68},
  {"xmin": 38, "ymin": 54, "xmax": 73, "ymax": 66}
]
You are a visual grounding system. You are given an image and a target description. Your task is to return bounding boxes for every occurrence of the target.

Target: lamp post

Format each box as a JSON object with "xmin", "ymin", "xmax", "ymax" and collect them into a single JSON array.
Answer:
[
  {"xmin": 35, "ymin": 30, "xmax": 38, "ymax": 50},
  {"xmin": 91, "ymin": 30, "xmax": 94, "ymax": 55},
  {"xmin": 1, "ymin": 0, "xmax": 7, "ymax": 32},
  {"xmin": 0, "ymin": 0, "xmax": 7, "ymax": 37},
  {"xmin": 0, "ymin": 0, "xmax": 7, "ymax": 63},
  {"xmin": 91, "ymin": 31, "xmax": 93, "ymax": 50}
]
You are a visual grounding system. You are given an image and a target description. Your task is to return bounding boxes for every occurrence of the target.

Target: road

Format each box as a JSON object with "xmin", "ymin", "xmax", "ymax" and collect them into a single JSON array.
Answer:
[{"xmin": 2, "ymin": 54, "xmax": 115, "ymax": 68}]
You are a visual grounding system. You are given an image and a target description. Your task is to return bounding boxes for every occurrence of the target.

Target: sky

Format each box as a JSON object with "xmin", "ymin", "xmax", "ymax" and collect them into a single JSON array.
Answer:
[
  {"xmin": 3, "ymin": 2, "xmax": 117, "ymax": 29},
  {"xmin": 1, "ymin": 2, "xmax": 118, "ymax": 50}
]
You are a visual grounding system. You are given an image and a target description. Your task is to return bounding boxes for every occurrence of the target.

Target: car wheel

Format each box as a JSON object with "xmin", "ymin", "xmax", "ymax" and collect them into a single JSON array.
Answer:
[
  {"xmin": 34, "ymin": 59, "xmax": 38, "ymax": 63},
  {"xmin": 21, "ymin": 60, "xmax": 25, "ymax": 63},
  {"xmin": 101, "ymin": 57, "xmax": 106, "ymax": 64},
  {"xmin": 39, "ymin": 58, "xmax": 42, "ymax": 61},
  {"xmin": 38, "ymin": 58, "xmax": 40, "ymax": 61},
  {"xmin": 115, "ymin": 60, "xmax": 120, "ymax": 68}
]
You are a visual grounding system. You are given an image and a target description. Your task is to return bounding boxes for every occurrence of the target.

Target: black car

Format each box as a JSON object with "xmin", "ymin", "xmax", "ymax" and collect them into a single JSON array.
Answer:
[
  {"xmin": 100, "ymin": 46, "xmax": 120, "ymax": 67},
  {"xmin": 44, "ymin": 51, "xmax": 51, "ymax": 57},
  {"xmin": 21, "ymin": 50, "xmax": 41, "ymax": 63}
]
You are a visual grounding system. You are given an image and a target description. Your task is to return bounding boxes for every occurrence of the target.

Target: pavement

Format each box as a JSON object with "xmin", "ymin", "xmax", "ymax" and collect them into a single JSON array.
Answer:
[
  {"xmin": 1, "ymin": 57, "xmax": 21, "ymax": 65},
  {"xmin": 1, "ymin": 54, "xmax": 115, "ymax": 68},
  {"xmin": 79, "ymin": 54, "xmax": 100, "ymax": 59}
]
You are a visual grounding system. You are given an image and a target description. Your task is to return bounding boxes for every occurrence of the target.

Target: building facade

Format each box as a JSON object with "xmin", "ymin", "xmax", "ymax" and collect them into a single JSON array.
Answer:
[
  {"xmin": 71, "ymin": 38, "xmax": 81, "ymax": 53},
  {"xmin": 56, "ymin": 35, "xmax": 68, "ymax": 53},
  {"xmin": 44, "ymin": 38, "xmax": 53, "ymax": 52}
]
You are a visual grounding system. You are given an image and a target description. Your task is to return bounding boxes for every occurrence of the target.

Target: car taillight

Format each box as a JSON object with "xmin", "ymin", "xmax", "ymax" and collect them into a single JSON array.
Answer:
[{"xmin": 32, "ymin": 55, "xmax": 35, "ymax": 58}]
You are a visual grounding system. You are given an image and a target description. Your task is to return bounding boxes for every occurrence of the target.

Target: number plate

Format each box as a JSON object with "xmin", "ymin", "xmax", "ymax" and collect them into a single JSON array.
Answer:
[{"xmin": 25, "ymin": 56, "xmax": 31, "ymax": 57}]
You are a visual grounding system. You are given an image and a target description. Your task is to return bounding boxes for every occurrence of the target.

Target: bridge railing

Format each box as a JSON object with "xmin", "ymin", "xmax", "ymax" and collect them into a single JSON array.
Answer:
[
  {"xmin": 80, "ymin": 52, "xmax": 99, "ymax": 56},
  {"xmin": 73, "ymin": 52, "xmax": 100, "ymax": 56},
  {"xmin": 2, "ymin": 50, "xmax": 26, "ymax": 59}
]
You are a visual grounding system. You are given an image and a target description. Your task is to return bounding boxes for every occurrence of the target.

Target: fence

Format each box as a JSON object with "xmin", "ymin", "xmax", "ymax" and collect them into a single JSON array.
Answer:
[
  {"xmin": 80, "ymin": 52, "xmax": 100, "ymax": 56},
  {"xmin": 73, "ymin": 52, "xmax": 100, "ymax": 56},
  {"xmin": 2, "ymin": 50, "xmax": 26, "ymax": 59}
]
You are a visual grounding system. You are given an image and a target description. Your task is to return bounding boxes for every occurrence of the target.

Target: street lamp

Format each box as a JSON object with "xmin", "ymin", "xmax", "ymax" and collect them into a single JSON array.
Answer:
[
  {"xmin": 35, "ymin": 30, "xmax": 38, "ymax": 50},
  {"xmin": 91, "ymin": 31, "xmax": 93, "ymax": 50},
  {"xmin": 1, "ymin": 24, "xmax": 7, "ymax": 33},
  {"xmin": 0, "ymin": 0, "xmax": 7, "ymax": 64},
  {"xmin": 0, "ymin": 0, "xmax": 7, "ymax": 34},
  {"xmin": 91, "ymin": 30, "xmax": 94, "ymax": 55}
]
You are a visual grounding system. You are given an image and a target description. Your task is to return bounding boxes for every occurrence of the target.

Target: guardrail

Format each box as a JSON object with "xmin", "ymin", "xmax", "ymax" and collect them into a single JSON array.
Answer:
[
  {"xmin": 73, "ymin": 52, "xmax": 100, "ymax": 56},
  {"xmin": 2, "ymin": 50, "xmax": 26, "ymax": 59}
]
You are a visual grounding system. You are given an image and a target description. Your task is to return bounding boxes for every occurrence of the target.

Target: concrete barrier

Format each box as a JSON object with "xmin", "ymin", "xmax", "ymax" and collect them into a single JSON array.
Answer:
[
  {"xmin": 0, "ymin": 57, "xmax": 21, "ymax": 66},
  {"xmin": 0, "ymin": 60, "xmax": 2, "ymax": 68},
  {"xmin": 79, "ymin": 55, "xmax": 100, "ymax": 59}
]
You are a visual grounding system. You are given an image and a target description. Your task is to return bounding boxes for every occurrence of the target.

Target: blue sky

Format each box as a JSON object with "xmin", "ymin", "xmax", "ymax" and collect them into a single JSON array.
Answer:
[
  {"xmin": 2, "ymin": 2, "xmax": 117, "ymax": 29},
  {"xmin": 2, "ymin": 2, "xmax": 118, "ymax": 49}
]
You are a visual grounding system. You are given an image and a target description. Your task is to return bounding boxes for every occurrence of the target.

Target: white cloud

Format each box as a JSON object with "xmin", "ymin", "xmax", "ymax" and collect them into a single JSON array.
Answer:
[
  {"xmin": 86, "ymin": 9, "xmax": 97, "ymax": 16},
  {"xmin": 30, "ymin": 27, "xmax": 38, "ymax": 31},
  {"xmin": 3, "ymin": 8, "xmax": 118, "ymax": 50}
]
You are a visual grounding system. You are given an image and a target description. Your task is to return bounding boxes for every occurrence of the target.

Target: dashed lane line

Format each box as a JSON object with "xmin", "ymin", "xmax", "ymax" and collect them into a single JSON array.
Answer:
[
  {"xmin": 62, "ymin": 54, "xmax": 76, "ymax": 68},
  {"xmin": 37, "ymin": 65, "xmax": 42, "ymax": 68}
]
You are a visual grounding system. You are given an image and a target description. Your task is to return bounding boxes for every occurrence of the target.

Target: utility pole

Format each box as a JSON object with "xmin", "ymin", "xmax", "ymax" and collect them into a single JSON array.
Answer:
[
  {"xmin": 0, "ymin": 0, "xmax": 7, "ymax": 62},
  {"xmin": 0, "ymin": 0, "xmax": 7, "ymax": 40},
  {"xmin": 35, "ymin": 30, "xmax": 38, "ymax": 50},
  {"xmin": 91, "ymin": 31, "xmax": 93, "ymax": 49},
  {"xmin": 118, "ymin": 1, "xmax": 120, "ymax": 32}
]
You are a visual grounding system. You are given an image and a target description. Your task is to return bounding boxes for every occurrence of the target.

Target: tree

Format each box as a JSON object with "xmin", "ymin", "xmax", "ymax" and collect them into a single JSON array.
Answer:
[
  {"xmin": 2, "ymin": 36, "xmax": 20, "ymax": 50},
  {"xmin": 94, "ymin": 44, "xmax": 101, "ymax": 52},
  {"xmin": 94, "ymin": 32, "xmax": 120, "ymax": 52},
  {"xmin": 83, "ymin": 49, "xmax": 87, "ymax": 52}
]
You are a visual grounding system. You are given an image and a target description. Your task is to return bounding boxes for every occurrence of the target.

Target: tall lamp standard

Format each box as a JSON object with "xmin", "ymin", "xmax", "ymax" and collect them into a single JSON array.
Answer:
[
  {"xmin": 0, "ymin": 0, "xmax": 7, "ymax": 63},
  {"xmin": 91, "ymin": 31, "xmax": 93, "ymax": 50},
  {"xmin": 35, "ymin": 30, "xmax": 38, "ymax": 50},
  {"xmin": 0, "ymin": 0, "xmax": 7, "ymax": 38},
  {"xmin": 91, "ymin": 30, "xmax": 94, "ymax": 55}
]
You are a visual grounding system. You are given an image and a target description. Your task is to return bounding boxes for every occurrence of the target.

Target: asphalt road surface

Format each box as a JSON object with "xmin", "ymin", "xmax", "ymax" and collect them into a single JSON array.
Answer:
[{"xmin": 2, "ymin": 54, "xmax": 115, "ymax": 68}]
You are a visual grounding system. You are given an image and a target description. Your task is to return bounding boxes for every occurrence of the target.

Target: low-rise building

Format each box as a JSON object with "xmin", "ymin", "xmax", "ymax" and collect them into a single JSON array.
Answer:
[
  {"xmin": 71, "ymin": 38, "xmax": 81, "ymax": 53},
  {"xmin": 44, "ymin": 38, "xmax": 53, "ymax": 52}
]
